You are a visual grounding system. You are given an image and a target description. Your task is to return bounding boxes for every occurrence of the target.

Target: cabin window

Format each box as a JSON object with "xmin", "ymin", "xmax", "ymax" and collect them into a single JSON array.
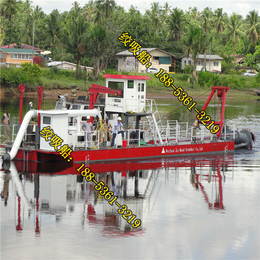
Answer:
[
  {"xmin": 43, "ymin": 116, "xmax": 51, "ymax": 124},
  {"xmin": 72, "ymin": 105, "xmax": 80, "ymax": 110},
  {"xmin": 82, "ymin": 116, "xmax": 88, "ymax": 121},
  {"xmin": 214, "ymin": 61, "xmax": 219, "ymax": 66},
  {"xmin": 138, "ymin": 83, "xmax": 141, "ymax": 92},
  {"xmin": 188, "ymin": 61, "xmax": 192, "ymax": 65},
  {"xmin": 69, "ymin": 117, "xmax": 77, "ymax": 126},
  {"xmin": 66, "ymin": 104, "xmax": 71, "ymax": 110},
  {"xmin": 128, "ymin": 80, "xmax": 134, "ymax": 88},
  {"xmin": 84, "ymin": 106, "xmax": 88, "ymax": 110},
  {"xmin": 108, "ymin": 81, "xmax": 124, "ymax": 98},
  {"xmin": 141, "ymin": 83, "xmax": 144, "ymax": 92}
]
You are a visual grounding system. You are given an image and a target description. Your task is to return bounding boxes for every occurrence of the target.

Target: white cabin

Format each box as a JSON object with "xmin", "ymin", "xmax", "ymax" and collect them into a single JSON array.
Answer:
[
  {"xmin": 40, "ymin": 109, "xmax": 101, "ymax": 151},
  {"xmin": 102, "ymin": 74, "xmax": 150, "ymax": 114}
]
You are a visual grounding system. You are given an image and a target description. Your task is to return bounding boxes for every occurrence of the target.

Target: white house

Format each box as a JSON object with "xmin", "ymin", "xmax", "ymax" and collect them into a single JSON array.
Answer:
[
  {"xmin": 116, "ymin": 48, "xmax": 177, "ymax": 73},
  {"xmin": 181, "ymin": 54, "xmax": 223, "ymax": 72},
  {"xmin": 47, "ymin": 61, "xmax": 93, "ymax": 71}
]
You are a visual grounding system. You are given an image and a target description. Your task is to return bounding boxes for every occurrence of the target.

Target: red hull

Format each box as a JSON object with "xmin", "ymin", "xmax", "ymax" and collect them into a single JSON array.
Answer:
[
  {"xmin": 13, "ymin": 154, "xmax": 234, "ymax": 175},
  {"xmin": 13, "ymin": 141, "xmax": 234, "ymax": 163}
]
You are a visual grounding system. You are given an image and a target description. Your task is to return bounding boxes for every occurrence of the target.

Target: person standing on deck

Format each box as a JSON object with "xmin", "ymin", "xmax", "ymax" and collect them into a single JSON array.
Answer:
[
  {"xmin": 111, "ymin": 117, "xmax": 125, "ymax": 147},
  {"xmin": 2, "ymin": 109, "xmax": 10, "ymax": 142},
  {"xmin": 103, "ymin": 118, "xmax": 112, "ymax": 145},
  {"xmin": 95, "ymin": 115, "xmax": 105, "ymax": 146},
  {"xmin": 82, "ymin": 116, "xmax": 93, "ymax": 150}
]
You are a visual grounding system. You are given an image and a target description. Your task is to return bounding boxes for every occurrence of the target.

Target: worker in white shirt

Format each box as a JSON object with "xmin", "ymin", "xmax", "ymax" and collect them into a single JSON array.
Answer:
[
  {"xmin": 111, "ymin": 117, "xmax": 125, "ymax": 147},
  {"xmin": 82, "ymin": 116, "xmax": 93, "ymax": 149}
]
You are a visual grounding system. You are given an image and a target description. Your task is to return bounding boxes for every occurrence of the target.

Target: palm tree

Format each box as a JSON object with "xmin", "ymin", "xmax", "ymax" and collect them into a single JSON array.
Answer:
[
  {"xmin": 246, "ymin": 10, "xmax": 260, "ymax": 45},
  {"xmin": 63, "ymin": 16, "xmax": 88, "ymax": 68},
  {"xmin": 200, "ymin": 7, "xmax": 213, "ymax": 33},
  {"xmin": 183, "ymin": 26, "xmax": 206, "ymax": 83},
  {"xmin": 83, "ymin": 0, "xmax": 96, "ymax": 22},
  {"xmin": 86, "ymin": 25, "xmax": 107, "ymax": 80},
  {"xmin": 45, "ymin": 9, "xmax": 61, "ymax": 61},
  {"xmin": 150, "ymin": 2, "xmax": 162, "ymax": 31},
  {"xmin": 1, "ymin": 0, "xmax": 19, "ymax": 46},
  {"xmin": 167, "ymin": 8, "xmax": 183, "ymax": 42},
  {"xmin": 227, "ymin": 13, "xmax": 244, "ymax": 54},
  {"xmin": 95, "ymin": 0, "xmax": 115, "ymax": 19},
  {"xmin": 162, "ymin": 2, "xmax": 171, "ymax": 16},
  {"xmin": 214, "ymin": 8, "xmax": 226, "ymax": 33}
]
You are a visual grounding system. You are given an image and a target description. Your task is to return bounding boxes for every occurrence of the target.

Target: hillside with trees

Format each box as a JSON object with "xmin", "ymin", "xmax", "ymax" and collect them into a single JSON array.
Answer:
[{"xmin": 0, "ymin": 0, "xmax": 259, "ymax": 89}]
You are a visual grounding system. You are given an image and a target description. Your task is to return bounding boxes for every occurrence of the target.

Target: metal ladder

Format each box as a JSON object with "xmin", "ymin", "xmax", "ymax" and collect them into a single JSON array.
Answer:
[{"xmin": 145, "ymin": 99, "xmax": 163, "ymax": 144}]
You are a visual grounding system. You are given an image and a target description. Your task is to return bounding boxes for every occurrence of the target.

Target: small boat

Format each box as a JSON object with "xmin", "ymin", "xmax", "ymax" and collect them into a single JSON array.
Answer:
[{"xmin": 1, "ymin": 74, "xmax": 255, "ymax": 163}]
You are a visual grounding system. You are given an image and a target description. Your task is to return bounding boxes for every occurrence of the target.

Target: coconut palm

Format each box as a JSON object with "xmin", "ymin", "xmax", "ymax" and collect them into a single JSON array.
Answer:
[
  {"xmin": 246, "ymin": 10, "xmax": 260, "ymax": 45},
  {"xmin": 167, "ymin": 8, "xmax": 183, "ymax": 42},
  {"xmin": 183, "ymin": 26, "xmax": 206, "ymax": 83},
  {"xmin": 1, "ymin": 0, "xmax": 19, "ymax": 46},
  {"xmin": 150, "ymin": 2, "xmax": 162, "ymax": 31},
  {"xmin": 95, "ymin": 0, "xmax": 115, "ymax": 19},
  {"xmin": 83, "ymin": 0, "xmax": 96, "ymax": 22},
  {"xmin": 63, "ymin": 15, "xmax": 88, "ymax": 68},
  {"xmin": 86, "ymin": 25, "xmax": 108, "ymax": 80},
  {"xmin": 200, "ymin": 7, "xmax": 213, "ymax": 33},
  {"xmin": 214, "ymin": 8, "xmax": 226, "ymax": 33},
  {"xmin": 227, "ymin": 13, "xmax": 244, "ymax": 54},
  {"xmin": 45, "ymin": 9, "xmax": 62, "ymax": 61}
]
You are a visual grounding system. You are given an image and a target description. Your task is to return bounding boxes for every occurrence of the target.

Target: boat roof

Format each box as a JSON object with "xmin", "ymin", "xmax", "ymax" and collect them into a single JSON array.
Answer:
[
  {"xmin": 102, "ymin": 74, "xmax": 151, "ymax": 80},
  {"xmin": 40, "ymin": 110, "xmax": 68, "ymax": 115}
]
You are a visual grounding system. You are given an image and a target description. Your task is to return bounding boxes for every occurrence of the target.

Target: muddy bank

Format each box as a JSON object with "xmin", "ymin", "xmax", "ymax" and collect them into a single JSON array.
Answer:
[{"xmin": 0, "ymin": 86, "xmax": 258, "ymax": 102}]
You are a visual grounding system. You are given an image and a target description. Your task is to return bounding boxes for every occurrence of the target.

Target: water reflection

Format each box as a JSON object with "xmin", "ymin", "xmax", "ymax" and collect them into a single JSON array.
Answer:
[{"xmin": 1, "ymin": 155, "xmax": 234, "ymax": 237}]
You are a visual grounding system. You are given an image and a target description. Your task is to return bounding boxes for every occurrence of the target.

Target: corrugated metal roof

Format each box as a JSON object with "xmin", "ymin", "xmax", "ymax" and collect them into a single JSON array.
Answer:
[
  {"xmin": 102, "ymin": 74, "xmax": 151, "ymax": 80},
  {"xmin": 47, "ymin": 61, "xmax": 93, "ymax": 69},
  {"xmin": 181, "ymin": 54, "xmax": 223, "ymax": 60},
  {"xmin": 1, "ymin": 43, "xmax": 43, "ymax": 52},
  {"xmin": 116, "ymin": 48, "xmax": 176, "ymax": 58},
  {"xmin": 0, "ymin": 48, "xmax": 38, "ymax": 54}
]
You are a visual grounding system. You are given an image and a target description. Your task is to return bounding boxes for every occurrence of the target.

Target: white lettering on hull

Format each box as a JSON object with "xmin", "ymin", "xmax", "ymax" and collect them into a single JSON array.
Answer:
[{"xmin": 161, "ymin": 147, "xmax": 203, "ymax": 154}]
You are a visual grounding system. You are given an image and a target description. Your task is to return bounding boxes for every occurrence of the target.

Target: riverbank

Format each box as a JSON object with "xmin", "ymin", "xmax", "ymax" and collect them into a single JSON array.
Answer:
[{"xmin": 1, "ymin": 85, "xmax": 259, "ymax": 102}]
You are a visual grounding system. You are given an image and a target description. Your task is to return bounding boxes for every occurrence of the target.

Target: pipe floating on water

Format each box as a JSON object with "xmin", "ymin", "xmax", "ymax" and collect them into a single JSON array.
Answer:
[{"xmin": 2, "ymin": 109, "xmax": 38, "ymax": 161}]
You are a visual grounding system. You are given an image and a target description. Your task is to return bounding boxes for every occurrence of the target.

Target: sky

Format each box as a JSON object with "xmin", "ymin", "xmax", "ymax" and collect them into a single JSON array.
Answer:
[{"xmin": 32, "ymin": 0, "xmax": 259, "ymax": 18}]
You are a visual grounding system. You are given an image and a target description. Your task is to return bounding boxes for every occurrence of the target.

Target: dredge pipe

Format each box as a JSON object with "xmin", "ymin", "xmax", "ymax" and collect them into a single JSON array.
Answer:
[{"xmin": 2, "ymin": 110, "xmax": 38, "ymax": 161}]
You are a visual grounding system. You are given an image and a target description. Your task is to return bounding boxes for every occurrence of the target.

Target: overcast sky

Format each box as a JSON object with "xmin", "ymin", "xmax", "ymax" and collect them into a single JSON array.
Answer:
[{"xmin": 32, "ymin": 0, "xmax": 259, "ymax": 18}]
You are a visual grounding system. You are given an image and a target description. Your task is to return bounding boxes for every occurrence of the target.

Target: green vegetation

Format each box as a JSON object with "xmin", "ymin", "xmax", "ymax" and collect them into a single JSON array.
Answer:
[
  {"xmin": 1, "ymin": 66, "xmax": 259, "ymax": 95},
  {"xmin": 0, "ymin": 0, "xmax": 260, "ymax": 89}
]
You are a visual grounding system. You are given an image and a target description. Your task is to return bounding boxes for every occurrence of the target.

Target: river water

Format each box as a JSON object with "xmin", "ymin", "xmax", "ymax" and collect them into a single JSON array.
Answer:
[{"xmin": 0, "ymin": 94, "xmax": 260, "ymax": 260}]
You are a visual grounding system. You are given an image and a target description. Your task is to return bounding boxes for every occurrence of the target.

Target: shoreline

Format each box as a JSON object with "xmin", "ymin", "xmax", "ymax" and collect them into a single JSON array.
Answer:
[{"xmin": 0, "ymin": 86, "xmax": 259, "ymax": 101}]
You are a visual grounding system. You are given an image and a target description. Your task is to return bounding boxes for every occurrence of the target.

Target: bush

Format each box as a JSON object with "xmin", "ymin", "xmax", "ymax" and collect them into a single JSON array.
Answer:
[
  {"xmin": 33, "ymin": 56, "xmax": 45, "ymax": 67},
  {"xmin": 21, "ymin": 62, "xmax": 42, "ymax": 77},
  {"xmin": 198, "ymin": 71, "xmax": 220, "ymax": 87},
  {"xmin": 183, "ymin": 65, "xmax": 193, "ymax": 74},
  {"xmin": 0, "ymin": 67, "xmax": 22, "ymax": 87}
]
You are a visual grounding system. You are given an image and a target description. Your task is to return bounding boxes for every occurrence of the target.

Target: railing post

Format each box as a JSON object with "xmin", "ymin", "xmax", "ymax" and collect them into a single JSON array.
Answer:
[
  {"xmin": 138, "ymin": 130, "xmax": 141, "ymax": 147},
  {"xmin": 97, "ymin": 131, "xmax": 99, "ymax": 149}
]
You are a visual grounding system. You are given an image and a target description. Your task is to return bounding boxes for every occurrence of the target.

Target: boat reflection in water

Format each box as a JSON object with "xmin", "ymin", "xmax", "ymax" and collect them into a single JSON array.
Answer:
[{"xmin": 1, "ymin": 154, "xmax": 234, "ymax": 237}]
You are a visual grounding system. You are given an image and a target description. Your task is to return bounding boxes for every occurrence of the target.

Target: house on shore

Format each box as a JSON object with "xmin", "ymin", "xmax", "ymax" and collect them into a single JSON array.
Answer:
[
  {"xmin": 47, "ymin": 61, "xmax": 93, "ymax": 71},
  {"xmin": 0, "ymin": 48, "xmax": 38, "ymax": 67},
  {"xmin": 181, "ymin": 54, "xmax": 223, "ymax": 72},
  {"xmin": 116, "ymin": 48, "xmax": 177, "ymax": 73},
  {"xmin": 1, "ymin": 43, "xmax": 44, "ymax": 54}
]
